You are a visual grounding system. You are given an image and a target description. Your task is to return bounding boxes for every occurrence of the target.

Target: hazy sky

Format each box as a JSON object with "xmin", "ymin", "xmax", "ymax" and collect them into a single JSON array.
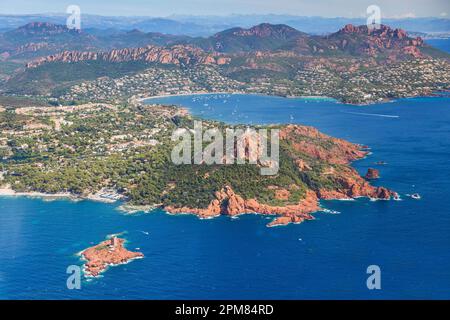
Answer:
[{"xmin": 1, "ymin": 0, "xmax": 449, "ymax": 18}]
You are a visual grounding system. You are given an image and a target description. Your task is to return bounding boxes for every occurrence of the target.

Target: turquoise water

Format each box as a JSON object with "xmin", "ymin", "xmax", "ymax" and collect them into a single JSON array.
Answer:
[{"xmin": 1, "ymin": 93, "xmax": 450, "ymax": 299}]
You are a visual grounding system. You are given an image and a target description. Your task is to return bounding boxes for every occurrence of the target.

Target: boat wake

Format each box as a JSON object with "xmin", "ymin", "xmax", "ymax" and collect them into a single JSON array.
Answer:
[{"xmin": 341, "ymin": 111, "xmax": 400, "ymax": 118}]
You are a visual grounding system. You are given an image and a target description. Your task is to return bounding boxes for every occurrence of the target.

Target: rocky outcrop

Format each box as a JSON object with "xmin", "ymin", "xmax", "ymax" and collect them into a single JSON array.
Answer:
[
  {"xmin": 331, "ymin": 24, "xmax": 424, "ymax": 58},
  {"xmin": 365, "ymin": 168, "xmax": 380, "ymax": 179},
  {"xmin": 166, "ymin": 173, "xmax": 397, "ymax": 227},
  {"xmin": 318, "ymin": 167, "xmax": 397, "ymax": 200},
  {"xmin": 165, "ymin": 186, "xmax": 320, "ymax": 227},
  {"xmin": 165, "ymin": 124, "xmax": 397, "ymax": 226},
  {"xmin": 81, "ymin": 237, "xmax": 143, "ymax": 277},
  {"xmin": 14, "ymin": 42, "xmax": 49, "ymax": 54},
  {"xmin": 26, "ymin": 45, "xmax": 231, "ymax": 68},
  {"xmin": 280, "ymin": 125, "xmax": 368, "ymax": 165}
]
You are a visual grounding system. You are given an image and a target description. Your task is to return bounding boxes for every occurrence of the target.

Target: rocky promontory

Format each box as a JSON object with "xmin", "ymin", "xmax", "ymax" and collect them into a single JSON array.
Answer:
[
  {"xmin": 0, "ymin": 103, "xmax": 399, "ymax": 228},
  {"xmin": 164, "ymin": 124, "xmax": 398, "ymax": 227}
]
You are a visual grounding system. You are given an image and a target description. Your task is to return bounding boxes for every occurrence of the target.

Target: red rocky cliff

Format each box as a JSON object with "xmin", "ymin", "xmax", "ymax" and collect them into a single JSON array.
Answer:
[
  {"xmin": 26, "ymin": 45, "xmax": 231, "ymax": 68},
  {"xmin": 165, "ymin": 186, "xmax": 320, "ymax": 227}
]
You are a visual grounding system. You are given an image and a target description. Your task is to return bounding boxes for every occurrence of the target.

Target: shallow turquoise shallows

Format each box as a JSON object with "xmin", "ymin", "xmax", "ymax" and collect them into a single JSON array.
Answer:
[{"xmin": 1, "ymin": 90, "xmax": 450, "ymax": 299}]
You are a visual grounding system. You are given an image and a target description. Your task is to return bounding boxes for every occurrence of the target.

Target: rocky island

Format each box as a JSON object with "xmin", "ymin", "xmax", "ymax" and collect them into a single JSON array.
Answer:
[
  {"xmin": 81, "ymin": 237, "xmax": 143, "ymax": 277},
  {"xmin": 365, "ymin": 168, "xmax": 380, "ymax": 180}
]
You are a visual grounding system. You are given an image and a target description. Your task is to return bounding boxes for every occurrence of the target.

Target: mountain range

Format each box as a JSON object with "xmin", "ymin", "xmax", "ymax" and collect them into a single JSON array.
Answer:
[
  {"xmin": 2, "ymin": 21, "xmax": 445, "ymax": 64},
  {"xmin": 0, "ymin": 14, "xmax": 449, "ymax": 36},
  {"xmin": 0, "ymin": 21, "xmax": 448, "ymax": 103}
]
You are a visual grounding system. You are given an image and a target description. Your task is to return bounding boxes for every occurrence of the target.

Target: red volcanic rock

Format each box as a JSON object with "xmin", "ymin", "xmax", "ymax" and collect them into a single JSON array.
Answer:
[
  {"xmin": 81, "ymin": 237, "xmax": 143, "ymax": 277},
  {"xmin": 26, "ymin": 45, "xmax": 231, "ymax": 68},
  {"xmin": 165, "ymin": 186, "xmax": 320, "ymax": 227},
  {"xmin": 365, "ymin": 168, "xmax": 380, "ymax": 179},
  {"xmin": 333, "ymin": 24, "xmax": 424, "ymax": 58},
  {"xmin": 394, "ymin": 28, "xmax": 407, "ymax": 39},
  {"xmin": 275, "ymin": 188, "xmax": 291, "ymax": 200},
  {"xmin": 318, "ymin": 167, "xmax": 397, "ymax": 200},
  {"xmin": 403, "ymin": 45, "xmax": 423, "ymax": 58},
  {"xmin": 280, "ymin": 125, "xmax": 368, "ymax": 165},
  {"xmin": 341, "ymin": 24, "xmax": 359, "ymax": 34},
  {"xmin": 165, "ymin": 124, "xmax": 397, "ymax": 226}
]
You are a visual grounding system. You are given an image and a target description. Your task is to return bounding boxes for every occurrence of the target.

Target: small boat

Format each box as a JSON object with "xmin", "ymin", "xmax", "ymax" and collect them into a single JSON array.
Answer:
[
  {"xmin": 375, "ymin": 161, "xmax": 388, "ymax": 165},
  {"xmin": 411, "ymin": 193, "xmax": 421, "ymax": 200}
]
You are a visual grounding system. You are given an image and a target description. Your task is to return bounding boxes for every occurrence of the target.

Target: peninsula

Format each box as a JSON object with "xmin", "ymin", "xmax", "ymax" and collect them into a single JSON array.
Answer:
[{"xmin": 0, "ymin": 101, "xmax": 398, "ymax": 227}]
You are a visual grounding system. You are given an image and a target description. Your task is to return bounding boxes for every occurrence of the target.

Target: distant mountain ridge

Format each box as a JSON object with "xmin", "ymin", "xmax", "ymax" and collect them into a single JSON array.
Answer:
[
  {"xmin": 195, "ymin": 23, "xmax": 307, "ymax": 52},
  {"xmin": 12, "ymin": 21, "xmax": 80, "ymax": 35},
  {"xmin": 0, "ymin": 14, "xmax": 448, "ymax": 35},
  {"xmin": 0, "ymin": 21, "xmax": 192, "ymax": 60},
  {"xmin": 18, "ymin": 22, "xmax": 434, "ymax": 66}
]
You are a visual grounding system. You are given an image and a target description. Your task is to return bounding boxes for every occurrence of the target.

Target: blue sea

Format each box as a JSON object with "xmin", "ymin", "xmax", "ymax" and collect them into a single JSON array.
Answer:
[
  {"xmin": 1, "ymin": 92, "xmax": 449, "ymax": 299},
  {"xmin": 426, "ymin": 39, "xmax": 450, "ymax": 53}
]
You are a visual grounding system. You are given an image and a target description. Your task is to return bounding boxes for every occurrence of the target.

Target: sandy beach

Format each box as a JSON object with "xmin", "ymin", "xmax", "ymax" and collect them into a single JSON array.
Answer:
[
  {"xmin": 0, "ymin": 186, "xmax": 75, "ymax": 199},
  {"xmin": 136, "ymin": 91, "xmax": 240, "ymax": 102},
  {"xmin": 0, "ymin": 185, "xmax": 120, "ymax": 203},
  {"xmin": 137, "ymin": 92, "xmax": 340, "ymax": 103}
]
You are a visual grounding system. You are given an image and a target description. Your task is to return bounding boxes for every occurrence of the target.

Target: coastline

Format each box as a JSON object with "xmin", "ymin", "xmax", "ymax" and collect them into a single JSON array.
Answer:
[
  {"xmin": 0, "ymin": 186, "xmax": 76, "ymax": 200},
  {"xmin": 136, "ymin": 91, "xmax": 241, "ymax": 102},
  {"xmin": 0, "ymin": 184, "xmax": 399, "ymax": 227},
  {"xmin": 117, "ymin": 203, "xmax": 161, "ymax": 214},
  {"xmin": 137, "ymin": 91, "xmax": 339, "ymax": 103},
  {"xmin": 137, "ymin": 90, "xmax": 450, "ymax": 106},
  {"xmin": 0, "ymin": 185, "xmax": 118, "ymax": 203}
]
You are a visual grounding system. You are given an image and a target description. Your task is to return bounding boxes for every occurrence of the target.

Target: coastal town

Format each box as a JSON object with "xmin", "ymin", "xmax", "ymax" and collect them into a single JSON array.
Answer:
[
  {"xmin": 58, "ymin": 58, "xmax": 450, "ymax": 105},
  {"xmin": 60, "ymin": 65, "xmax": 246, "ymax": 104}
]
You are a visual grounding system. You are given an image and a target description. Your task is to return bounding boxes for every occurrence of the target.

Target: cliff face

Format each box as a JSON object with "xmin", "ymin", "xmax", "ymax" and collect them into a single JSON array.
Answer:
[
  {"xmin": 26, "ymin": 45, "xmax": 231, "ymax": 68},
  {"xmin": 279, "ymin": 125, "xmax": 368, "ymax": 165},
  {"xmin": 318, "ymin": 166, "xmax": 396, "ymax": 200},
  {"xmin": 165, "ymin": 186, "xmax": 319, "ymax": 227},
  {"xmin": 330, "ymin": 24, "xmax": 425, "ymax": 58}
]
